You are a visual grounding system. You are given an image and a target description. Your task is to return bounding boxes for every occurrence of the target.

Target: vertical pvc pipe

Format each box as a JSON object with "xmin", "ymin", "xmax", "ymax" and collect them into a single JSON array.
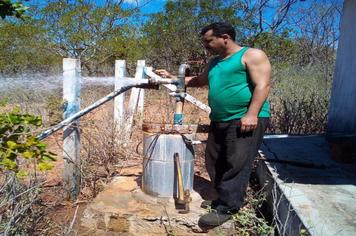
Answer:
[
  {"xmin": 63, "ymin": 58, "xmax": 81, "ymax": 199},
  {"xmin": 114, "ymin": 60, "xmax": 127, "ymax": 130}
]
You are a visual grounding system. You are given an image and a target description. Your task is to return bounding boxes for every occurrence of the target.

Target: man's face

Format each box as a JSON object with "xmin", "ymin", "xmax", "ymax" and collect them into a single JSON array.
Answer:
[{"xmin": 201, "ymin": 29, "xmax": 226, "ymax": 55}]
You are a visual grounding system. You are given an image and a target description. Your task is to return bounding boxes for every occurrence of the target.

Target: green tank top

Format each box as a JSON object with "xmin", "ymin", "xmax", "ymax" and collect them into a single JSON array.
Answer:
[{"xmin": 208, "ymin": 47, "xmax": 270, "ymax": 121}]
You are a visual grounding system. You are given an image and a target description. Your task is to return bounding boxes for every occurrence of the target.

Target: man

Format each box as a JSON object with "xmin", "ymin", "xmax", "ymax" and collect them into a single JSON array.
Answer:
[{"xmin": 156, "ymin": 22, "xmax": 271, "ymax": 226}]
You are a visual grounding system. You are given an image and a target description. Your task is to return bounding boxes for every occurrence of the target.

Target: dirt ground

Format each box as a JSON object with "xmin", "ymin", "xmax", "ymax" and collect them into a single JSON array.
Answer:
[
  {"xmin": 1, "ymin": 84, "xmax": 272, "ymax": 235},
  {"xmin": 37, "ymin": 86, "xmax": 214, "ymax": 235}
]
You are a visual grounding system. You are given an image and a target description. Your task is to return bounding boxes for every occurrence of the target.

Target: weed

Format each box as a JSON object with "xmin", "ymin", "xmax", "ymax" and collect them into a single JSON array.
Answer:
[{"xmin": 232, "ymin": 199, "xmax": 274, "ymax": 236}]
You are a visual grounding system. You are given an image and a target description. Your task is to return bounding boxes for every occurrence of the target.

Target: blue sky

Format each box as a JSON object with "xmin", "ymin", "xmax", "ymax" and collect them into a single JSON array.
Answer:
[
  {"xmin": 28, "ymin": 0, "xmax": 343, "ymax": 17},
  {"xmin": 27, "ymin": 0, "xmax": 167, "ymax": 14},
  {"xmin": 122, "ymin": 0, "xmax": 166, "ymax": 14},
  {"xmin": 26, "ymin": 0, "xmax": 342, "ymax": 35}
]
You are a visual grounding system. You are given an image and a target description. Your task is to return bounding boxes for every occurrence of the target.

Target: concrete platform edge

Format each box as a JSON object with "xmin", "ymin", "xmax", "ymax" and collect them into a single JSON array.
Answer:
[{"xmin": 255, "ymin": 155, "xmax": 310, "ymax": 236}]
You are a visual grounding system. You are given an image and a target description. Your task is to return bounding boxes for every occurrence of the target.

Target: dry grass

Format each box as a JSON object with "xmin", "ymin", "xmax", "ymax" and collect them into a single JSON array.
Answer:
[{"xmin": 2, "ymin": 71, "xmax": 328, "ymax": 234}]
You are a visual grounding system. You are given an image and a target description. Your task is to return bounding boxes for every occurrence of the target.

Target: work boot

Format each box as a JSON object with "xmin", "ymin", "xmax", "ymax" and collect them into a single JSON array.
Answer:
[
  {"xmin": 200, "ymin": 200, "xmax": 212, "ymax": 209},
  {"xmin": 200, "ymin": 200, "xmax": 218, "ymax": 209},
  {"xmin": 198, "ymin": 210, "xmax": 232, "ymax": 226}
]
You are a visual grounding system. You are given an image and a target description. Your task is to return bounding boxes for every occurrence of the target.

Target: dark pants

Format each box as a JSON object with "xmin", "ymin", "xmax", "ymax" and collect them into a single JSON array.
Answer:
[{"xmin": 205, "ymin": 118, "xmax": 269, "ymax": 212}]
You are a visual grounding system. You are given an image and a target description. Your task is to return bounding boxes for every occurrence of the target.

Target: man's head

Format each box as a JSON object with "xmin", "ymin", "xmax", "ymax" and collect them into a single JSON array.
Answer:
[{"xmin": 200, "ymin": 22, "xmax": 236, "ymax": 55}]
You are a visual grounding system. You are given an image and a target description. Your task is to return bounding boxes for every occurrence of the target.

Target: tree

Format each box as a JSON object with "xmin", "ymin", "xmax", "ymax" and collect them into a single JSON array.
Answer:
[
  {"xmin": 288, "ymin": 1, "xmax": 341, "ymax": 76},
  {"xmin": 247, "ymin": 30, "xmax": 298, "ymax": 65},
  {"xmin": 141, "ymin": 0, "xmax": 308, "ymax": 71},
  {"xmin": 142, "ymin": 0, "xmax": 249, "ymax": 72},
  {"xmin": 0, "ymin": 0, "xmax": 28, "ymax": 19},
  {"xmin": 0, "ymin": 18, "xmax": 61, "ymax": 74},
  {"xmin": 40, "ymin": 0, "xmax": 144, "ymax": 75}
]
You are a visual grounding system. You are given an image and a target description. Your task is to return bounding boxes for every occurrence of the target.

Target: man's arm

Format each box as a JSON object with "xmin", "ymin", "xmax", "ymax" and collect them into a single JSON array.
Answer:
[
  {"xmin": 155, "ymin": 61, "xmax": 210, "ymax": 88},
  {"xmin": 240, "ymin": 48, "xmax": 271, "ymax": 133},
  {"xmin": 185, "ymin": 64, "xmax": 209, "ymax": 87}
]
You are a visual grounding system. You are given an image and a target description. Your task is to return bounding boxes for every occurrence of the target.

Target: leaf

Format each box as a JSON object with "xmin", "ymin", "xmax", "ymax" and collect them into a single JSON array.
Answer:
[
  {"xmin": 38, "ymin": 162, "xmax": 54, "ymax": 171},
  {"xmin": 36, "ymin": 142, "xmax": 46, "ymax": 148},
  {"xmin": 36, "ymin": 142, "xmax": 47, "ymax": 151},
  {"xmin": 25, "ymin": 136, "xmax": 37, "ymax": 147},
  {"xmin": 0, "ymin": 157, "xmax": 18, "ymax": 171},
  {"xmin": 6, "ymin": 140, "xmax": 17, "ymax": 149},
  {"xmin": 22, "ymin": 150, "xmax": 34, "ymax": 159},
  {"xmin": 43, "ymin": 154, "xmax": 57, "ymax": 161},
  {"xmin": 16, "ymin": 170, "xmax": 28, "ymax": 179}
]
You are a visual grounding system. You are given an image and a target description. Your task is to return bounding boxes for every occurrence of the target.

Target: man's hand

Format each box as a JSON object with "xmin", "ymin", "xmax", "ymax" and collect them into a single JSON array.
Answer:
[
  {"xmin": 240, "ymin": 114, "xmax": 258, "ymax": 133},
  {"xmin": 155, "ymin": 69, "xmax": 173, "ymax": 78}
]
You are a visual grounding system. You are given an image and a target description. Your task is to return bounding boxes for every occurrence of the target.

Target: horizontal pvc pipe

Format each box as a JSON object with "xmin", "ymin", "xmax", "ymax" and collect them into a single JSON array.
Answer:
[{"xmin": 37, "ymin": 79, "xmax": 152, "ymax": 140}]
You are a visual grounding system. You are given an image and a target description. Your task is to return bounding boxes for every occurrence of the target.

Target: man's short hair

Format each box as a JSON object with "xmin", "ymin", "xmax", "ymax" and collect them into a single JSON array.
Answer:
[{"xmin": 200, "ymin": 22, "xmax": 236, "ymax": 41}]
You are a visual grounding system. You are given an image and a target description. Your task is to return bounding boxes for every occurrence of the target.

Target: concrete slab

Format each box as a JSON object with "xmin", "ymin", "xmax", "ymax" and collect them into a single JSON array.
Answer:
[{"xmin": 257, "ymin": 135, "xmax": 356, "ymax": 236}]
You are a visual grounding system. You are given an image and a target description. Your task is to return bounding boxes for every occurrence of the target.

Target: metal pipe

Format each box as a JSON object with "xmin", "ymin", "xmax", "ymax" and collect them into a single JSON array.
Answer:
[
  {"xmin": 177, "ymin": 64, "xmax": 189, "ymax": 91},
  {"xmin": 174, "ymin": 64, "xmax": 189, "ymax": 125},
  {"xmin": 143, "ymin": 68, "xmax": 180, "ymax": 85},
  {"xmin": 37, "ymin": 78, "xmax": 173, "ymax": 140},
  {"xmin": 145, "ymin": 67, "xmax": 211, "ymax": 113}
]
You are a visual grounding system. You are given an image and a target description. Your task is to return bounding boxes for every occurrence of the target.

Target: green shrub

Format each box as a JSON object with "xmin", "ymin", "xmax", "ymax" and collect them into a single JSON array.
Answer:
[
  {"xmin": 0, "ymin": 105, "xmax": 56, "ymax": 174},
  {"xmin": 0, "ymin": 103, "xmax": 56, "ymax": 235},
  {"xmin": 269, "ymin": 66, "xmax": 331, "ymax": 134},
  {"xmin": 232, "ymin": 189, "xmax": 274, "ymax": 236}
]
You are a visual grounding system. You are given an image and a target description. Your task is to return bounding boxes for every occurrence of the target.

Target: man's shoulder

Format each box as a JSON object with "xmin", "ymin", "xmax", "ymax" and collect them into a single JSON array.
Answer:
[
  {"xmin": 244, "ymin": 47, "xmax": 267, "ymax": 57},
  {"xmin": 243, "ymin": 48, "xmax": 268, "ymax": 64}
]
